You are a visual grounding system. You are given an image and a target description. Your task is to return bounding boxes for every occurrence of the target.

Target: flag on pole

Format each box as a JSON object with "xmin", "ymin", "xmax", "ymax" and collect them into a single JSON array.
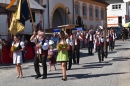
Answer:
[{"xmin": 9, "ymin": 0, "xmax": 30, "ymax": 35}]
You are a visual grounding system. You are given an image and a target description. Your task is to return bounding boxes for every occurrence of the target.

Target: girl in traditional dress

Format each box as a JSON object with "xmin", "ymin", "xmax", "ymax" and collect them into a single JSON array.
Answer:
[
  {"xmin": 56, "ymin": 31, "xmax": 70, "ymax": 81},
  {"xmin": 48, "ymin": 40, "xmax": 56, "ymax": 72},
  {"xmin": 11, "ymin": 35, "xmax": 25, "ymax": 78}
]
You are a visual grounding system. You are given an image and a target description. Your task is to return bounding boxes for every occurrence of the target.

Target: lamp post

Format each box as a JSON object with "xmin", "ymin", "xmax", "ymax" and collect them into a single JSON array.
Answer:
[{"xmin": 65, "ymin": 7, "xmax": 71, "ymax": 25}]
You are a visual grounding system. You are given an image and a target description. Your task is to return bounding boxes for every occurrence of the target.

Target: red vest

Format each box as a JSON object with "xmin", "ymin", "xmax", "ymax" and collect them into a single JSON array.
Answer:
[
  {"xmin": 96, "ymin": 37, "xmax": 104, "ymax": 47},
  {"xmin": 109, "ymin": 34, "xmax": 113, "ymax": 41}
]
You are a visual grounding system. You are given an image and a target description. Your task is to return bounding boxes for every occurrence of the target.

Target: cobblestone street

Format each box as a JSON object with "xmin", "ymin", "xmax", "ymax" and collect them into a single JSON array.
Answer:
[{"xmin": 0, "ymin": 40, "xmax": 130, "ymax": 86}]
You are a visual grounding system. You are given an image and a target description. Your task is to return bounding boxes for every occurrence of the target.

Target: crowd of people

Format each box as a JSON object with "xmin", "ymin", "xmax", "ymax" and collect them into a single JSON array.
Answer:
[
  {"xmin": 8, "ymin": 28, "xmax": 118, "ymax": 81},
  {"xmin": 0, "ymin": 25, "xmax": 118, "ymax": 80}
]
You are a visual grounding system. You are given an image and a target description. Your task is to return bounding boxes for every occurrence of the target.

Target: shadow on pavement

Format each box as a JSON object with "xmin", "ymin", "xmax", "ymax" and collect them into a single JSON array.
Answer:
[
  {"xmin": 68, "ymin": 72, "xmax": 128, "ymax": 79},
  {"xmin": 0, "ymin": 64, "xmax": 15, "ymax": 70},
  {"xmin": 115, "ymin": 48, "xmax": 130, "ymax": 51},
  {"xmin": 23, "ymin": 73, "xmax": 62, "ymax": 78},
  {"xmin": 70, "ymin": 62, "xmax": 113, "ymax": 70},
  {"xmin": 82, "ymin": 62, "xmax": 113, "ymax": 69},
  {"xmin": 108, "ymin": 57, "xmax": 130, "ymax": 62},
  {"xmin": 108, "ymin": 51, "xmax": 117, "ymax": 54},
  {"xmin": 115, "ymin": 45, "xmax": 122, "ymax": 47},
  {"xmin": 80, "ymin": 52, "xmax": 94, "ymax": 58}
]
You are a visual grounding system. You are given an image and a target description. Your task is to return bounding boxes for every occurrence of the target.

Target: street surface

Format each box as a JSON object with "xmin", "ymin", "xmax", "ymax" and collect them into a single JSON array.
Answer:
[{"xmin": 0, "ymin": 40, "xmax": 130, "ymax": 86}]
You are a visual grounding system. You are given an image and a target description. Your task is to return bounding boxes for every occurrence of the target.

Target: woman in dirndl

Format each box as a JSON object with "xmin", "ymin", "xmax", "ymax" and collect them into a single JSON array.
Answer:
[
  {"xmin": 12, "ymin": 35, "xmax": 25, "ymax": 78},
  {"xmin": 56, "ymin": 31, "xmax": 70, "ymax": 81}
]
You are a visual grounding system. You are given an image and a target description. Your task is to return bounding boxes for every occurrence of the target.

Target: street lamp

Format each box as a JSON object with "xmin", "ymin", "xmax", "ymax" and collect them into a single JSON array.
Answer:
[{"xmin": 65, "ymin": 7, "xmax": 71, "ymax": 25}]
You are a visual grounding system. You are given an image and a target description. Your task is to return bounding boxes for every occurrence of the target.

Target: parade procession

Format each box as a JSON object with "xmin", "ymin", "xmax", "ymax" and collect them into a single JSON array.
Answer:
[{"xmin": 0, "ymin": 0, "xmax": 130, "ymax": 86}]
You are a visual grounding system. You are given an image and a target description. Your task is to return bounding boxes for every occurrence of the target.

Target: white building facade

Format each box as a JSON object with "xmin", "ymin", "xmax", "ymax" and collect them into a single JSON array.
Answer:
[{"xmin": 107, "ymin": 2, "xmax": 130, "ymax": 27}]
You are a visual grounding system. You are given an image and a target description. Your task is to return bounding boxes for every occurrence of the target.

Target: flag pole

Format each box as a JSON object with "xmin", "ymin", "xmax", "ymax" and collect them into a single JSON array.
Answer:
[{"xmin": 27, "ymin": 0, "xmax": 41, "ymax": 61}]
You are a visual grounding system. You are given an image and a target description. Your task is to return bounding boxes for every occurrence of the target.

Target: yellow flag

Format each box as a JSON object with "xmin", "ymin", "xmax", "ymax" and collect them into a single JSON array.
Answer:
[{"xmin": 9, "ymin": 0, "xmax": 24, "ymax": 35}]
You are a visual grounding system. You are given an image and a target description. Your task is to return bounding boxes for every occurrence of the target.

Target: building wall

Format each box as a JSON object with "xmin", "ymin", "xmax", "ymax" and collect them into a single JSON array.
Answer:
[
  {"xmin": 107, "ymin": 2, "xmax": 129, "ymax": 25},
  {"xmin": 0, "ymin": 0, "xmax": 108, "ymax": 40},
  {"xmin": 74, "ymin": 0, "xmax": 107, "ymax": 30}
]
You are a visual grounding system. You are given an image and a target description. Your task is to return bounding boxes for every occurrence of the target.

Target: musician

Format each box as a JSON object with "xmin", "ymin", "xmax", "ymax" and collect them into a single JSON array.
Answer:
[
  {"xmin": 86, "ymin": 30, "xmax": 94, "ymax": 55},
  {"xmin": 109, "ymin": 31, "xmax": 113, "ymax": 51},
  {"xmin": 105, "ymin": 36, "xmax": 109, "ymax": 58},
  {"xmin": 66, "ymin": 33, "xmax": 73, "ymax": 70},
  {"xmin": 93, "ymin": 31, "xmax": 98, "ymax": 53},
  {"xmin": 72, "ymin": 30, "xmax": 82, "ymax": 64},
  {"xmin": 112, "ymin": 30, "xmax": 117, "ymax": 49},
  {"xmin": 96, "ymin": 32, "xmax": 104, "ymax": 62},
  {"xmin": 30, "ymin": 31, "xmax": 49, "ymax": 79}
]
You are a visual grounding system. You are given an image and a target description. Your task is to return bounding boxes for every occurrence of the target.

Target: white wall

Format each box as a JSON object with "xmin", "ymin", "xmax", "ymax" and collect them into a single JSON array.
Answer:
[{"xmin": 107, "ymin": 2, "xmax": 129, "ymax": 25}]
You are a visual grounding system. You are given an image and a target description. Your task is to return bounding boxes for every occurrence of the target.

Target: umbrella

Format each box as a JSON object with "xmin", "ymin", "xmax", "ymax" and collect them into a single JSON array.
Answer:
[{"xmin": 124, "ymin": 22, "xmax": 130, "ymax": 27}]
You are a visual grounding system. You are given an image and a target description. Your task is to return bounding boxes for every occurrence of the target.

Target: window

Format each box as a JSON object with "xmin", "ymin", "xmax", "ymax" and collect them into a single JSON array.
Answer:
[
  {"xmin": 89, "ymin": 7, "xmax": 93, "ymax": 17},
  {"xmin": 95, "ymin": 8, "xmax": 99, "ymax": 18},
  {"xmin": 112, "ymin": 4, "xmax": 121, "ymax": 9},
  {"xmin": 83, "ymin": 6, "xmax": 87, "ymax": 16},
  {"xmin": 75, "ymin": 4, "xmax": 79, "ymax": 15},
  {"xmin": 35, "ymin": 0, "xmax": 40, "ymax": 4},
  {"xmin": 101, "ymin": 9, "xmax": 104, "ymax": 19}
]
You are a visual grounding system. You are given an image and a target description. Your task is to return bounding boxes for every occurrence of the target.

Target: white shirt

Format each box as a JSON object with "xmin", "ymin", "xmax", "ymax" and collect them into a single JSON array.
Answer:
[
  {"xmin": 12, "ymin": 41, "xmax": 25, "ymax": 48},
  {"xmin": 90, "ymin": 34, "xmax": 92, "ymax": 41},
  {"xmin": 66, "ymin": 38, "xmax": 73, "ymax": 46},
  {"xmin": 31, "ymin": 37, "xmax": 49, "ymax": 54}
]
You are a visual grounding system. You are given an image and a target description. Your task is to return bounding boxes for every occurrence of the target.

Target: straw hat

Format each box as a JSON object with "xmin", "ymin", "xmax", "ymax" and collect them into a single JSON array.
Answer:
[{"xmin": 49, "ymin": 40, "xmax": 54, "ymax": 45}]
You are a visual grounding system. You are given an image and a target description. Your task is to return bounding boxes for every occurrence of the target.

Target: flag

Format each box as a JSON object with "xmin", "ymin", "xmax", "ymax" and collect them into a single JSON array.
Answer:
[{"xmin": 9, "ymin": 0, "xmax": 30, "ymax": 35}]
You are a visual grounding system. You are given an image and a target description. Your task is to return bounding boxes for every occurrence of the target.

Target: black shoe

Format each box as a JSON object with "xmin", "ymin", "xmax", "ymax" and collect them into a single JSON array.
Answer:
[
  {"xmin": 61, "ymin": 78, "xmax": 67, "ymax": 81},
  {"xmin": 99, "ymin": 60, "xmax": 101, "ymax": 63},
  {"xmin": 35, "ymin": 75, "xmax": 41, "ymax": 79},
  {"xmin": 102, "ymin": 59, "xmax": 104, "ymax": 61},
  {"xmin": 42, "ymin": 76, "xmax": 47, "ymax": 79}
]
